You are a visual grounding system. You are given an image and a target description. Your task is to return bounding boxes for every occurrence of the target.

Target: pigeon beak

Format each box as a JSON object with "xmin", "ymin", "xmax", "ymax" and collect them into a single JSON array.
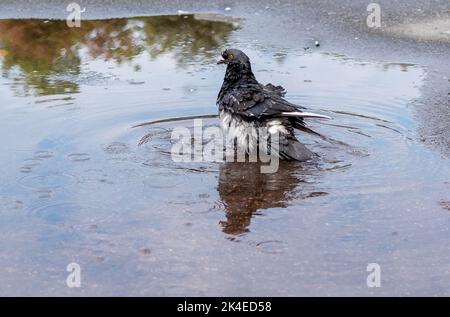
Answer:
[{"xmin": 217, "ymin": 59, "xmax": 228, "ymax": 65}]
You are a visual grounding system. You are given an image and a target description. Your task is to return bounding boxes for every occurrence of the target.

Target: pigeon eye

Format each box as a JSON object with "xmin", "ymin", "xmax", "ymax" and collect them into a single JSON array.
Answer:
[{"xmin": 228, "ymin": 53, "xmax": 234, "ymax": 60}]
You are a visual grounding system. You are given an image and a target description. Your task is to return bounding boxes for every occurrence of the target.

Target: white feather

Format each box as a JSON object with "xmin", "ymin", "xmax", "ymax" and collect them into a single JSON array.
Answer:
[
  {"xmin": 281, "ymin": 111, "xmax": 331, "ymax": 120},
  {"xmin": 220, "ymin": 111, "xmax": 259, "ymax": 153},
  {"xmin": 267, "ymin": 118, "xmax": 288, "ymax": 134}
]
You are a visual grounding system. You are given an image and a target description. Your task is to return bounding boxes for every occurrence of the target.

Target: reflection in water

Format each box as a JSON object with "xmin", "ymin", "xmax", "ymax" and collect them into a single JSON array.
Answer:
[
  {"xmin": 0, "ymin": 15, "xmax": 237, "ymax": 96},
  {"xmin": 137, "ymin": 121, "xmax": 319, "ymax": 236},
  {"xmin": 383, "ymin": 62, "xmax": 416, "ymax": 72},
  {"xmin": 218, "ymin": 161, "xmax": 306, "ymax": 235},
  {"xmin": 143, "ymin": 15, "xmax": 238, "ymax": 65}
]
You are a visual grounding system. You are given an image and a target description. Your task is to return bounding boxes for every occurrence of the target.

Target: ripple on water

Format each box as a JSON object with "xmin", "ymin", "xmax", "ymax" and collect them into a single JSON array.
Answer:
[
  {"xmin": 22, "ymin": 158, "xmax": 42, "ymax": 165},
  {"xmin": 46, "ymin": 102, "xmax": 75, "ymax": 109},
  {"xmin": 0, "ymin": 197, "xmax": 24, "ymax": 214},
  {"xmin": 440, "ymin": 201, "xmax": 450, "ymax": 211},
  {"xmin": 33, "ymin": 150, "xmax": 54, "ymax": 159},
  {"xmin": 28, "ymin": 201, "xmax": 114, "ymax": 227},
  {"xmin": 68, "ymin": 153, "xmax": 91, "ymax": 162},
  {"xmin": 34, "ymin": 188, "xmax": 54, "ymax": 199},
  {"xmin": 255, "ymin": 240, "xmax": 287, "ymax": 254},
  {"xmin": 18, "ymin": 172, "xmax": 81, "ymax": 190},
  {"xmin": 19, "ymin": 158, "xmax": 44, "ymax": 174},
  {"xmin": 19, "ymin": 166, "xmax": 33, "ymax": 173},
  {"xmin": 104, "ymin": 142, "xmax": 130, "ymax": 154},
  {"xmin": 82, "ymin": 169, "xmax": 114, "ymax": 185}
]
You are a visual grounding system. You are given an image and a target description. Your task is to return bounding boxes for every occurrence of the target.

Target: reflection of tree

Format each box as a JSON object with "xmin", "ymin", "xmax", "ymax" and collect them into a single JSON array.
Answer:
[
  {"xmin": 0, "ymin": 15, "xmax": 237, "ymax": 96},
  {"xmin": 83, "ymin": 19, "xmax": 145, "ymax": 64},
  {"xmin": 218, "ymin": 161, "xmax": 303, "ymax": 235},
  {"xmin": 143, "ymin": 15, "xmax": 236, "ymax": 66},
  {"xmin": 0, "ymin": 20, "xmax": 82, "ymax": 95}
]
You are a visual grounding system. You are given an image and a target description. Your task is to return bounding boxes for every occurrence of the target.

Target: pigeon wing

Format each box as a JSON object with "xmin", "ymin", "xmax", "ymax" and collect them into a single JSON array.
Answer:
[
  {"xmin": 218, "ymin": 84, "xmax": 304, "ymax": 120},
  {"xmin": 264, "ymin": 83, "xmax": 286, "ymax": 96}
]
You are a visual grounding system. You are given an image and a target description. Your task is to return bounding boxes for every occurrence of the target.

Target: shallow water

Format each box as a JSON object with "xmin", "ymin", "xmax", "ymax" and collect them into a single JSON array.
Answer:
[{"xmin": 1, "ymin": 15, "xmax": 450, "ymax": 296}]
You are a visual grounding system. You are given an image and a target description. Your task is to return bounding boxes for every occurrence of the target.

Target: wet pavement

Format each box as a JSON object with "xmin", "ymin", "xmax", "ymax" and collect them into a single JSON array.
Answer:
[{"xmin": 0, "ymin": 3, "xmax": 450, "ymax": 296}]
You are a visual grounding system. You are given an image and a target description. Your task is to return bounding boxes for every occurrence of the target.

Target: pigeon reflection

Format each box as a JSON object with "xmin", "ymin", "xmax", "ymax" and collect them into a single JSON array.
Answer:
[{"xmin": 217, "ymin": 161, "xmax": 304, "ymax": 235}]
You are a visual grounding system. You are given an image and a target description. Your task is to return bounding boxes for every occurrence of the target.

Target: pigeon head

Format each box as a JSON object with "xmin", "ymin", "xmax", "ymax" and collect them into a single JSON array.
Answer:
[
  {"xmin": 217, "ymin": 49, "xmax": 250, "ymax": 66},
  {"xmin": 217, "ymin": 48, "xmax": 255, "ymax": 83}
]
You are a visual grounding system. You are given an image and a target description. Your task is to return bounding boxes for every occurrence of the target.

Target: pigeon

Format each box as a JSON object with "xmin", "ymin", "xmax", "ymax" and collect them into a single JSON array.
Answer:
[{"xmin": 216, "ymin": 48, "xmax": 330, "ymax": 161}]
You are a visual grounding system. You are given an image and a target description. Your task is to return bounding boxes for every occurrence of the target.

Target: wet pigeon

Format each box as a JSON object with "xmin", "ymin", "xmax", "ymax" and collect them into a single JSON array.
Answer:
[{"xmin": 217, "ymin": 48, "xmax": 330, "ymax": 161}]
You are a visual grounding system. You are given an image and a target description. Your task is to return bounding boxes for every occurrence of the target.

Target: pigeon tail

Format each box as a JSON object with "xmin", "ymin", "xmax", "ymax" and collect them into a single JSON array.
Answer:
[
  {"xmin": 270, "ymin": 133, "xmax": 316, "ymax": 162},
  {"xmin": 280, "ymin": 138, "xmax": 315, "ymax": 161}
]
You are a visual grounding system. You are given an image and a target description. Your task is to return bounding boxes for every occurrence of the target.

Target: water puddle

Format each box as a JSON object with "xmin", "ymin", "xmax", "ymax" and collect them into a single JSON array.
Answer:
[{"xmin": 1, "ymin": 15, "xmax": 450, "ymax": 296}]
